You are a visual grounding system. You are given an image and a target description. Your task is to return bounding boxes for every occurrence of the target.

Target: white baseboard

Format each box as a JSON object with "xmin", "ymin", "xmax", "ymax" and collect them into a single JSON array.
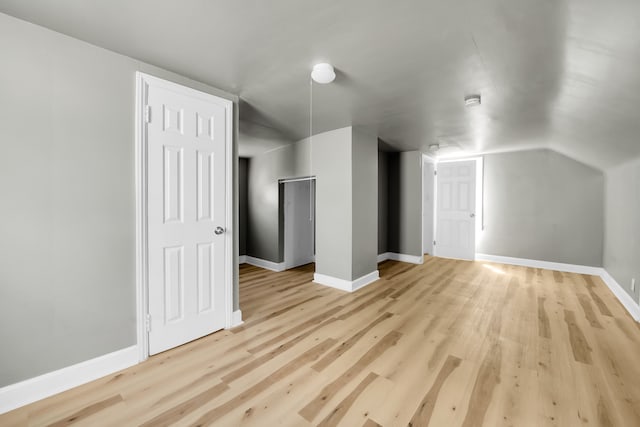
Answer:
[
  {"xmin": 0, "ymin": 345, "xmax": 138, "ymax": 415},
  {"xmin": 238, "ymin": 255, "xmax": 247, "ymax": 264},
  {"xmin": 377, "ymin": 252, "xmax": 424, "ymax": 264},
  {"xmin": 313, "ymin": 270, "xmax": 379, "ymax": 292},
  {"xmin": 600, "ymin": 270, "xmax": 640, "ymax": 322},
  {"xmin": 244, "ymin": 256, "xmax": 286, "ymax": 272},
  {"xmin": 475, "ymin": 253, "xmax": 602, "ymax": 275},
  {"xmin": 352, "ymin": 270, "xmax": 381, "ymax": 291},
  {"xmin": 230, "ymin": 309, "xmax": 244, "ymax": 327},
  {"xmin": 377, "ymin": 253, "xmax": 389, "ymax": 263},
  {"xmin": 476, "ymin": 253, "xmax": 640, "ymax": 323}
]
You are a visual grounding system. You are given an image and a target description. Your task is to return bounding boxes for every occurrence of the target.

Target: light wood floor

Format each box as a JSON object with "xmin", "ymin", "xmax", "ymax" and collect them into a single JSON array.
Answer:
[{"xmin": 3, "ymin": 256, "xmax": 640, "ymax": 426}]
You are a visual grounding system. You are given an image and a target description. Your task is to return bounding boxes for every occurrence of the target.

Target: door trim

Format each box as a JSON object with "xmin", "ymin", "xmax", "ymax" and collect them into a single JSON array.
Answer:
[
  {"xmin": 281, "ymin": 177, "xmax": 316, "ymax": 270},
  {"xmin": 135, "ymin": 72, "xmax": 234, "ymax": 362},
  {"xmin": 421, "ymin": 154, "xmax": 436, "ymax": 256}
]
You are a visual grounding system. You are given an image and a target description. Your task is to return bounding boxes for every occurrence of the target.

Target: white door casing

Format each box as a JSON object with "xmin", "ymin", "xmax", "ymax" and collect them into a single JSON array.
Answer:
[
  {"xmin": 435, "ymin": 160, "xmax": 476, "ymax": 260},
  {"xmin": 136, "ymin": 73, "xmax": 233, "ymax": 357},
  {"xmin": 422, "ymin": 158, "xmax": 435, "ymax": 255},
  {"xmin": 284, "ymin": 179, "xmax": 315, "ymax": 269}
]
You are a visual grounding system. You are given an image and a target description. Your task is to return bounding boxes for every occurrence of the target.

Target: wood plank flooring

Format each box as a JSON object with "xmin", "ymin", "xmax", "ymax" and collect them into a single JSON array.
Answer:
[{"xmin": 2, "ymin": 256, "xmax": 640, "ymax": 426}]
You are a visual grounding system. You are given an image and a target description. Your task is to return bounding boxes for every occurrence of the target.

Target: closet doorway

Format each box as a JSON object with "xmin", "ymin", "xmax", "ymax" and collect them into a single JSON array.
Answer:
[{"xmin": 281, "ymin": 177, "xmax": 316, "ymax": 269}]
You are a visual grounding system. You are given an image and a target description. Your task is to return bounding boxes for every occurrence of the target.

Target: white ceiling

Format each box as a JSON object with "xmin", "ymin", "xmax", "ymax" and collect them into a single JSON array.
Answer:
[{"xmin": 2, "ymin": 0, "xmax": 640, "ymax": 169}]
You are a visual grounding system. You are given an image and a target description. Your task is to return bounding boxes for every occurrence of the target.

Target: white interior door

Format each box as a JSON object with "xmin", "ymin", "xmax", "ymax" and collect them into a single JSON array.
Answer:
[
  {"xmin": 435, "ymin": 160, "xmax": 476, "ymax": 260},
  {"xmin": 422, "ymin": 160, "xmax": 435, "ymax": 255},
  {"xmin": 145, "ymin": 77, "xmax": 229, "ymax": 355},
  {"xmin": 284, "ymin": 180, "xmax": 315, "ymax": 269}
]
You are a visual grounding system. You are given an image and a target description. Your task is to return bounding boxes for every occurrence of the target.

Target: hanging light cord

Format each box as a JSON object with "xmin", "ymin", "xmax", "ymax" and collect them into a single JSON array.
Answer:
[{"xmin": 309, "ymin": 77, "xmax": 313, "ymax": 222}]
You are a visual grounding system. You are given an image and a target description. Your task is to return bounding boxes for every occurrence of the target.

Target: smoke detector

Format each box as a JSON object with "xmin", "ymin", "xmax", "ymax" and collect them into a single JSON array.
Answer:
[
  {"xmin": 464, "ymin": 94, "xmax": 481, "ymax": 107},
  {"xmin": 430, "ymin": 138, "xmax": 464, "ymax": 156}
]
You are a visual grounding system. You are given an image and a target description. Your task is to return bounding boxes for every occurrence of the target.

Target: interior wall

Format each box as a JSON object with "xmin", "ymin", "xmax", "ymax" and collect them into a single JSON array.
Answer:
[
  {"xmin": 0, "ymin": 13, "xmax": 239, "ymax": 387},
  {"xmin": 239, "ymin": 120, "xmax": 293, "ymax": 158},
  {"xmin": 387, "ymin": 151, "xmax": 423, "ymax": 257},
  {"xmin": 351, "ymin": 129, "xmax": 378, "ymax": 279},
  {"xmin": 239, "ymin": 158, "xmax": 249, "ymax": 256},
  {"xmin": 604, "ymin": 157, "xmax": 640, "ymax": 302},
  {"xmin": 477, "ymin": 149, "xmax": 604, "ymax": 266},
  {"xmin": 245, "ymin": 126, "xmax": 378, "ymax": 282},
  {"xmin": 245, "ymin": 136, "xmax": 310, "ymax": 263},
  {"xmin": 378, "ymin": 150, "xmax": 389, "ymax": 255},
  {"xmin": 307, "ymin": 127, "xmax": 354, "ymax": 281}
]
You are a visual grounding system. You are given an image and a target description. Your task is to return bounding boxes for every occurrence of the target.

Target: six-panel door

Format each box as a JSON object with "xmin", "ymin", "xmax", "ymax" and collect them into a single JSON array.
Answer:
[
  {"xmin": 435, "ymin": 160, "xmax": 476, "ymax": 260},
  {"xmin": 146, "ymin": 82, "xmax": 227, "ymax": 355}
]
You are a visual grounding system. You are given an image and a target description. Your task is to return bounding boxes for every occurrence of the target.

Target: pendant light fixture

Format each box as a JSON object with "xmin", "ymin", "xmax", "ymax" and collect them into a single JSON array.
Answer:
[
  {"xmin": 308, "ymin": 62, "xmax": 336, "ymax": 222},
  {"xmin": 311, "ymin": 63, "xmax": 336, "ymax": 84}
]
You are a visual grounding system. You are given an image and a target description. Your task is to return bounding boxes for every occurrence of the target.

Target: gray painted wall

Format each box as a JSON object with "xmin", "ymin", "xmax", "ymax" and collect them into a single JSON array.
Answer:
[
  {"xmin": 0, "ymin": 14, "xmax": 238, "ymax": 386},
  {"xmin": 378, "ymin": 150, "xmax": 389, "ymax": 254},
  {"xmin": 351, "ymin": 129, "xmax": 378, "ymax": 279},
  {"xmin": 478, "ymin": 149, "xmax": 604, "ymax": 266},
  {"xmin": 387, "ymin": 151, "xmax": 423, "ymax": 257},
  {"xmin": 604, "ymin": 158, "xmax": 640, "ymax": 302},
  {"xmin": 239, "ymin": 120, "xmax": 293, "ymax": 158},
  {"xmin": 245, "ymin": 126, "xmax": 378, "ymax": 281},
  {"xmin": 246, "ymin": 138, "xmax": 310, "ymax": 262},
  {"xmin": 239, "ymin": 158, "xmax": 248, "ymax": 256},
  {"xmin": 308, "ymin": 127, "xmax": 354, "ymax": 281}
]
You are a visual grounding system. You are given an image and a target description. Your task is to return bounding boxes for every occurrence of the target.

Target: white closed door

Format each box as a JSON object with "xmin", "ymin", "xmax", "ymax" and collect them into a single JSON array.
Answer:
[
  {"xmin": 284, "ymin": 180, "xmax": 315, "ymax": 269},
  {"xmin": 436, "ymin": 160, "xmax": 476, "ymax": 260},
  {"xmin": 146, "ymin": 77, "xmax": 229, "ymax": 355}
]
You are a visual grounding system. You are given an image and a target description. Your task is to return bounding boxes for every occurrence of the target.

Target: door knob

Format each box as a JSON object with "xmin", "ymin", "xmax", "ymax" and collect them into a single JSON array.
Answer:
[
  {"xmin": 470, "ymin": 213, "xmax": 476, "ymax": 218},
  {"xmin": 214, "ymin": 226, "xmax": 225, "ymax": 235}
]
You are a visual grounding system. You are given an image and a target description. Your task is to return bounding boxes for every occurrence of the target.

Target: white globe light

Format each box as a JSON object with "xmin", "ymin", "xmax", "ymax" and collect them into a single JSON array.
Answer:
[{"xmin": 311, "ymin": 63, "xmax": 336, "ymax": 84}]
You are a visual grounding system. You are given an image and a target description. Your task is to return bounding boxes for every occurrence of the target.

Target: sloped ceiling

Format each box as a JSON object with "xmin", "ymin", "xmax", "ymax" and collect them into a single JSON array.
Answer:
[{"xmin": 1, "ymin": 0, "xmax": 639, "ymax": 169}]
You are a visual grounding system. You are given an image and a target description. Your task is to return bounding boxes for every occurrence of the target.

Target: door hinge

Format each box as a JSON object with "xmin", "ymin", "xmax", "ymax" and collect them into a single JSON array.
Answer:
[
  {"xmin": 144, "ymin": 105, "xmax": 151, "ymax": 123},
  {"xmin": 433, "ymin": 240, "xmax": 436, "ymax": 246},
  {"xmin": 434, "ymin": 170, "xmax": 437, "ymax": 176},
  {"xmin": 145, "ymin": 314, "xmax": 152, "ymax": 332}
]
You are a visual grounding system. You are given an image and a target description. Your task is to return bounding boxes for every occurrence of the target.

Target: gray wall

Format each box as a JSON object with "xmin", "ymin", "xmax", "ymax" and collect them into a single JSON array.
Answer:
[
  {"xmin": 378, "ymin": 150, "xmax": 389, "ymax": 254},
  {"xmin": 246, "ymin": 137, "xmax": 310, "ymax": 262},
  {"xmin": 313, "ymin": 127, "xmax": 354, "ymax": 281},
  {"xmin": 478, "ymin": 149, "xmax": 604, "ymax": 266},
  {"xmin": 239, "ymin": 120, "xmax": 293, "ymax": 158},
  {"xmin": 351, "ymin": 129, "xmax": 378, "ymax": 279},
  {"xmin": 239, "ymin": 158, "xmax": 248, "ymax": 256},
  {"xmin": 387, "ymin": 151, "xmax": 423, "ymax": 257},
  {"xmin": 245, "ymin": 126, "xmax": 379, "ymax": 281},
  {"xmin": 0, "ymin": 14, "xmax": 239, "ymax": 386},
  {"xmin": 604, "ymin": 158, "xmax": 640, "ymax": 302}
]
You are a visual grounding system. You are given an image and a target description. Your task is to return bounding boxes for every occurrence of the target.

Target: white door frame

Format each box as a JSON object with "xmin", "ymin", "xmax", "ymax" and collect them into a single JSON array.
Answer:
[
  {"xmin": 134, "ymin": 72, "xmax": 234, "ymax": 362},
  {"xmin": 280, "ymin": 176, "xmax": 316, "ymax": 269},
  {"xmin": 433, "ymin": 156, "xmax": 484, "ymax": 258},
  {"xmin": 421, "ymin": 154, "xmax": 437, "ymax": 256}
]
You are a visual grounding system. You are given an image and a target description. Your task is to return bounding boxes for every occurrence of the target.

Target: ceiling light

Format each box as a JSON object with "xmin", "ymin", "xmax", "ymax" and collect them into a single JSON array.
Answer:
[
  {"xmin": 311, "ymin": 63, "xmax": 336, "ymax": 84},
  {"xmin": 464, "ymin": 94, "xmax": 481, "ymax": 107}
]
